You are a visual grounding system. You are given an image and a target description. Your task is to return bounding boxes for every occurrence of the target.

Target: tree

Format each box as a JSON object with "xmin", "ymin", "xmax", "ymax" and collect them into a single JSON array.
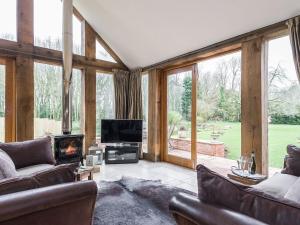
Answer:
[{"xmin": 181, "ymin": 76, "xmax": 192, "ymax": 121}]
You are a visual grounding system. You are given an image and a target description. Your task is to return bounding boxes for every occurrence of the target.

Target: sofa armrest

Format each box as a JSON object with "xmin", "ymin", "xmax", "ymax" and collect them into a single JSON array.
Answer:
[
  {"xmin": 0, "ymin": 181, "xmax": 97, "ymax": 225},
  {"xmin": 169, "ymin": 193, "xmax": 267, "ymax": 225}
]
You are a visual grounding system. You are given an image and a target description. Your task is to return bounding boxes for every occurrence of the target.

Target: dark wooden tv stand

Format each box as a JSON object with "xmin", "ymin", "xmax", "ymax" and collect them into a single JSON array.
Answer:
[{"xmin": 105, "ymin": 144, "xmax": 139, "ymax": 164}]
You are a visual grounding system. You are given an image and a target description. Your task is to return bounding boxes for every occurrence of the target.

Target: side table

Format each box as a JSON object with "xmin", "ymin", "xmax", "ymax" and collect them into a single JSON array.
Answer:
[
  {"xmin": 227, "ymin": 173, "xmax": 266, "ymax": 185},
  {"xmin": 75, "ymin": 167, "xmax": 94, "ymax": 181}
]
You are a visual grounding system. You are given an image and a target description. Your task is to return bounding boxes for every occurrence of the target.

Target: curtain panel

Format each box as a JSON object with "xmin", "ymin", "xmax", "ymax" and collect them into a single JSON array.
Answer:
[
  {"xmin": 113, "ymin": 69, "xmax": 129, "ymax": 119},
  {"xmin": 288, "ymin": 17, "xmax": 300, "ymax": 82},
  {"xmin": 128, "ymin": 68, "xmax": 143, "ymax": 119}
]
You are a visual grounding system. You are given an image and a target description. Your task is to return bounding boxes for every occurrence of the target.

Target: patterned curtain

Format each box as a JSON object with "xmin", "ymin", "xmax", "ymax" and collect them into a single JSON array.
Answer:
[
  {"xmin": 288, "ymin": 17, "xmax": 300, "ymax": 82},
  {"xmin": 113, "ymin": 69, "xmax": 129, "ymax": 119},
  {"xmin": 128, "ymin": 69, "xmax": 142, "ymax": 119}
]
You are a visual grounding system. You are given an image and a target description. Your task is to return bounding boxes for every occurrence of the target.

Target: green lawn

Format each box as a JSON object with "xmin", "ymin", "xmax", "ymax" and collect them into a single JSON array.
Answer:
[{"xmin": 196, "ymin": 122, "xmax": 300, "ymax": 168}]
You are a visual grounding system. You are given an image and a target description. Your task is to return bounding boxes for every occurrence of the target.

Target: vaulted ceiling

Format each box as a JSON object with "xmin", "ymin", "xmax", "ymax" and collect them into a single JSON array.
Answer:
[{"xmin": 74, "ymin": 0, "xmax": 300, "ymax": 69}]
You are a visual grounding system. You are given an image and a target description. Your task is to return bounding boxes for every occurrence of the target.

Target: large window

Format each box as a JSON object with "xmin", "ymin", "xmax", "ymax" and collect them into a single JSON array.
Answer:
[
  {"xmin": 267, "ymin": 36, "xmax": 300, "ymax": 168},
  {"xmin": 34, "ymin": 62, "xmax": 62, "ymax": 137},
  {"xmin": 0, "ymin": 64, "xmax": 5, "ymax": 141},
  {"xmin": 34, "ymin": 0, "xmax": 62, "ymax": 50},
  {"xmin": 197, "ymin": 51, "xmax": 241, "ymax": 161},
  {"xmin": 142, "ymin": 73, "xmax": 149, "ymax": 153},
  {"xmin": 71, "ymin": 69, "xmax": 82, "ymax": 134},
  {"xmin": 0, "ymin": 0, "xmax": 16, "ymax": 41},
  {"xmin": 96, "ymin": 73, "xmax": 115, "ymax": 138},
  {"xmin": 73, "ymin": 15, "xmax": 82, "ymax": 55},
  {"xmin": 96, "ymin": 40, "xmax": 116, "ymax": 63}
]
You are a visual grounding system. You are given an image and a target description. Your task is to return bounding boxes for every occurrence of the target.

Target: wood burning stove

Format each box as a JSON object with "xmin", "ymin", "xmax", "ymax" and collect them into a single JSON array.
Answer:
[{"xmin": 53, "ymin": 134, "xmax": 84, "ymax": 165}]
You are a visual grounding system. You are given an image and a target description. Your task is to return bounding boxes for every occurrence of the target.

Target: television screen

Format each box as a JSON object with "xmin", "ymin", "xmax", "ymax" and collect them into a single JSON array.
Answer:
[{"xmin": 101, "ymin": 119, "xmax": 143, "ymax": 143}]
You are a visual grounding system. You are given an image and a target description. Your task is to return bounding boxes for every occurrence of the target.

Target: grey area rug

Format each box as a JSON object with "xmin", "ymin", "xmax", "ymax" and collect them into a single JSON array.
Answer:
[{"xmin": 93, "ymin": 177, "xmax": 196, "ymax": 225}]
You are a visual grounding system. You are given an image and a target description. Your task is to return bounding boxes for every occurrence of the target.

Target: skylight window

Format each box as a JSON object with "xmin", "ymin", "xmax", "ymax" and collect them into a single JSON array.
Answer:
[
  {"xmin": 96, "ymin": 40, "xmax": 117, "ymax": 63},
  {"xmin": 0, "ymin": 0, "xmax": 17, "ymax": 41}
]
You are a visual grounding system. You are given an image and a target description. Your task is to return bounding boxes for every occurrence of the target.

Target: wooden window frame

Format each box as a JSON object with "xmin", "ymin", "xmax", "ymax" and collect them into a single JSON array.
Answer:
[{"xmin": 161, "ymin": 64, "xmax": 198, "ymax": 169}]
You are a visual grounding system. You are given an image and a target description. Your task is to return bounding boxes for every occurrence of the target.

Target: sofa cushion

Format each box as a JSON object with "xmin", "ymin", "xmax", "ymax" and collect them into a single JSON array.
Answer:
[
  {"xmin": 0, "ymin": 137, "xmax": 56, "ymax": 169},
  {"xmin": 281, "ymin": 145, "xmax": 300, "ymax": 176},
  {"xmin": 0, "ymin": 176, "xmax": 38, "ymax": 195},
  {"xmin": 254, "ymin": 173, "xmax": 298, "ymax": 198},
  {"xmin": 17, "ymin": 164, "xmax": 55, "ymax": 176},
  {"xmin": 284, "ymin": 177, "xmax": 300, "ymax": 204},
  {"xmin": 0, "ymin": 163, "xmax": 76, "ymax": 196},
  {"xmin": 0, "ymin": 149, "xmax": 17, "ymax": 180},
  {"xmin": 197, "ymin": 164, "xmax": 300, "ymax": 225}
]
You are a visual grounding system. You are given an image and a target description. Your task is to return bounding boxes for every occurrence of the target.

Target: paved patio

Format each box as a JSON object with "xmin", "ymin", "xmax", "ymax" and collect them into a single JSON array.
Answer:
[{"xmin": 169, "ymin": 149, "xmax": 281, "ymax": 177}]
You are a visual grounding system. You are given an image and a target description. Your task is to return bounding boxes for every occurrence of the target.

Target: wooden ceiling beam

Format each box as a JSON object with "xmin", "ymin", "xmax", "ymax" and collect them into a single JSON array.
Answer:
[{"xmin": 0, "ymin": 39, "xmax": 126, "ymax": 72}]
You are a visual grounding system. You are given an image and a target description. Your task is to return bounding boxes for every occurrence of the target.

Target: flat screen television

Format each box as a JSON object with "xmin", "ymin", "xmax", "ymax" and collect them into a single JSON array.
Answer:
[{"xmin": 101, "ymin": 119, "xmax": 143, "ymax": 143}]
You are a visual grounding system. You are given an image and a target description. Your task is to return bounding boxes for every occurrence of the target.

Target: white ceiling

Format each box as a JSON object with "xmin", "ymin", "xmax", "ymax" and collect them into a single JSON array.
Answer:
[{"xmin": 74, "ymin": 0, "xmax": 300, "ymax": 69}]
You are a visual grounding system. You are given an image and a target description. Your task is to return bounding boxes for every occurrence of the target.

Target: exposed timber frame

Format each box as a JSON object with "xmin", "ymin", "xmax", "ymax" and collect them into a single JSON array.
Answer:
[
  {"xmin": 143, "ymin": 17, "xmax": 294, "ymax": 174},
  {"xmin": 0, "ymin": 0, "xmax": 127, "ymax": 146}
]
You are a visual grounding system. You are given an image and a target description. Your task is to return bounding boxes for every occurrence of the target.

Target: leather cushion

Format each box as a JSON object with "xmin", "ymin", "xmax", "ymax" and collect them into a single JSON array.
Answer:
[
  {"xmin": 197, "ymin": 164, "xmax": 300, "ymax": 225},
  {"xmin": 0, "ymin": 149, "xmax": 17, "ymax": 180},
  {"xmin": 282, "ymin": 145, "xmax": 300, "ymax": 176},
  {"xmin": 0, "ymin": 137, "xmax": 56, "ymax": 169}
]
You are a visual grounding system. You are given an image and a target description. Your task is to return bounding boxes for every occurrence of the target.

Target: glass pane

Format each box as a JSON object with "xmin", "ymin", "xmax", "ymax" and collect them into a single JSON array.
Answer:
[
  {"xmin": 34, "ymin": 0, "xmax": 62, "ymax": 51},
  {"xmin": 142, "ymin": 74, "xmax": 149, "ymax": 153},
  {"xmin": 96, "ymin": 73, "xmax": 115, "ymax": 140},
  {"xmin": 96, "ymin": 40, "xmax": 117, "ymax": 63},
  {"xmin": 197, "ymin": 51, "xmax": 241, "ymax": 165},
  {"xmin": 71, "ymin": 69, "xmax": 82, "ymax": 134},
  {"xmin": 0, "ymin": 0, "xmax": 16, "ymax": 41},
  {"xmin": 73, "ymin": 15, "xmax": 82, "ymax": 55},
  {"xmin": 268, "ymin": 36, "xmax": 300, "ymax": 170},
  {"xmin": 0, "ymin": 64, "xmax": 5, "ymax": 141},
  {"xmin": 167, "ymin": 70, "xmax": 192, "ymax": 159},
  {"xmin": 34, "ymin": 62, "xmax": 62, "ymax": 137}
]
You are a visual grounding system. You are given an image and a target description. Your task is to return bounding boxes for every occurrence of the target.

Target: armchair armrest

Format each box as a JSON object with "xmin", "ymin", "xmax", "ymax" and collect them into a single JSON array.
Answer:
[
  {"xmin": 169, "ymin": 193, "xmax": 267, "ymax": 225},
  {"xmin": 0, "ymin": 181, "xmax": 97, "ymax": 225},
  {"xmin": 0, "ymin": 163, "xmax": 77, "ymax": 196}
]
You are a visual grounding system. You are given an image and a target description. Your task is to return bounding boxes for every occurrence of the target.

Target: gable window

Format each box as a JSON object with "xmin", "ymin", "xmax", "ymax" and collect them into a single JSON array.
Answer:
[
  {"xmin": 34, "ymin": 0, "xmax": 63, "ymax": 51},
  {"xmin": 0, "ymin": 0, "xmax": 16, "ymax": 41},
  {"xmin": 96, "ymin": 39, "xmax": 117, "ymax": 63},
  {"xmin": 267, "ymin": 36, "xmax": 300, "ymax": 170}
]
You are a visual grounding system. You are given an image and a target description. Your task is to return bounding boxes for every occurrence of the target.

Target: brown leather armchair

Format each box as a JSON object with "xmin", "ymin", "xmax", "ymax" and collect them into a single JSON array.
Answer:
[{"xmin": 0, "ymin": 181, "xmax": 98, "ymax": 225}]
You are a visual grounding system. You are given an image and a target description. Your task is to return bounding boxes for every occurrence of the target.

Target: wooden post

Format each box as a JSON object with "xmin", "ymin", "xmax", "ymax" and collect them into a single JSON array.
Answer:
[
  {"xmin": 241, "ymin": 38, "xmax": 268, "ymax": 175},
  {"xmin": 15, "ymin": 0, "xmax": 34, "ymax": 141},
  {"xmin": 144, "ymin": 68, "xmax": 161, "ymax": 161},
  {"xmin": 83, "ymin": 22, "xmax": 96, "ymax": 154},
  {"xmin": 5, "ymin": 58, "xmax": 16, "ymax": 142}
]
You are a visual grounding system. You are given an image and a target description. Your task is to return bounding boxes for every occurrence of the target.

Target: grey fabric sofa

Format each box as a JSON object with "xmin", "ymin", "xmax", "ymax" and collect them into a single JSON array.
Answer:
[{"xmin": 0, "ymin": 137, "xmax": 58, "ymax": 177}]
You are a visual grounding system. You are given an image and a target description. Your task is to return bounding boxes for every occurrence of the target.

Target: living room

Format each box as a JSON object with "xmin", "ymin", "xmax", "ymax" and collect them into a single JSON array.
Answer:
[{"xmin": 0, "ymin": 0, "xmax": 300, "ymax": 225}]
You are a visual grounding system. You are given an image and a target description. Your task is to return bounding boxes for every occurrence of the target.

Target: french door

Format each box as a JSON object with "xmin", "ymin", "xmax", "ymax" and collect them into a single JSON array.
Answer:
[
  {"xmin": 0, "ymin": 57, "xmax": 15, "ymax": 142},
  {"xmin": 162, "ymin": 65, "xmax": 197, "ymax": 169}
]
